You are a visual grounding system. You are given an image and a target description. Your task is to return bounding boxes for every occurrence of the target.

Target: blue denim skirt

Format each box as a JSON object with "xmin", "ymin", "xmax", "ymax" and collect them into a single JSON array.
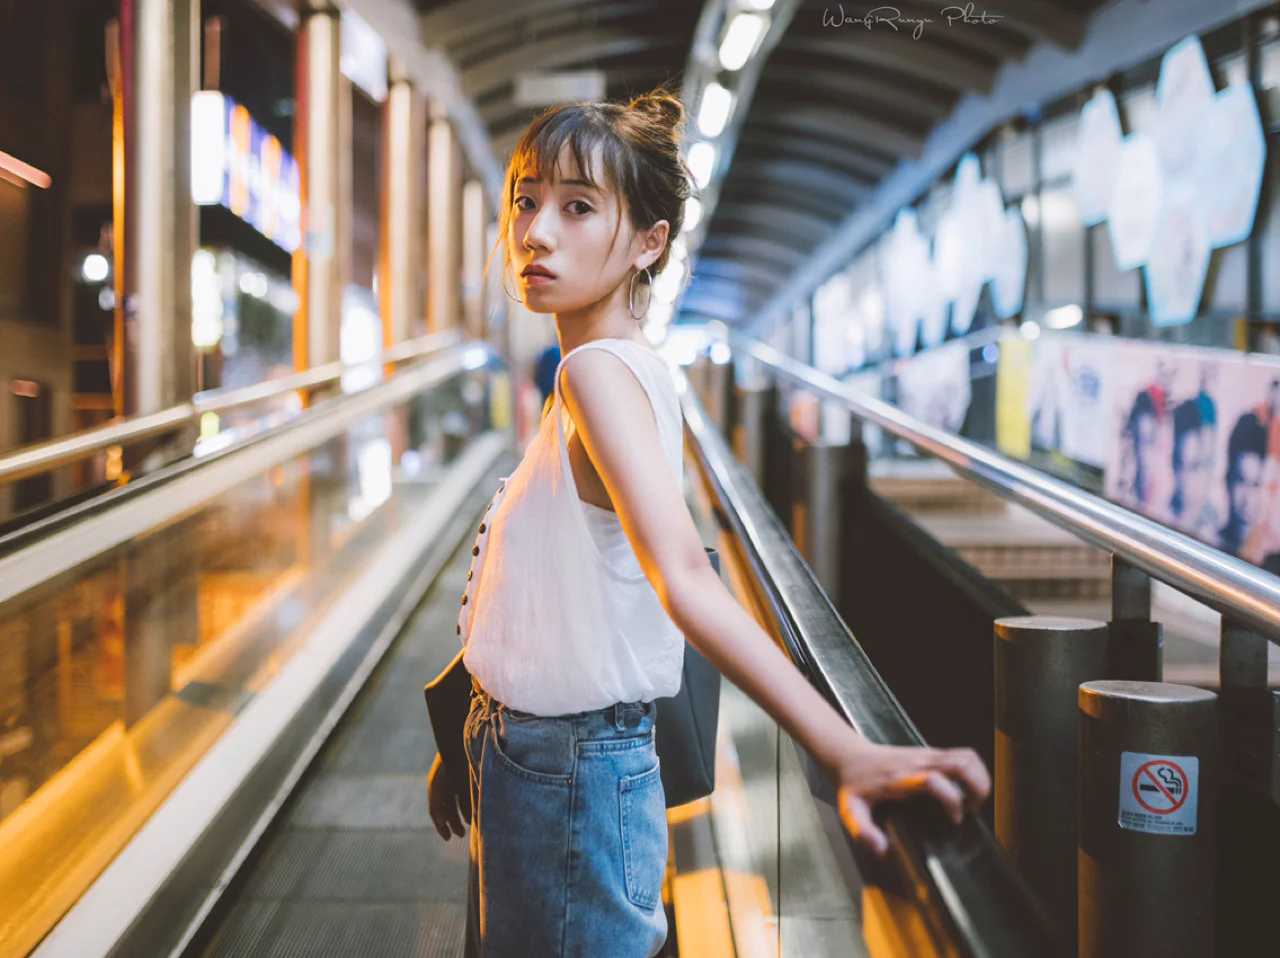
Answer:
[{"xmin": 463, "ymin": 678, "xmax": 669, "ymax": 958}]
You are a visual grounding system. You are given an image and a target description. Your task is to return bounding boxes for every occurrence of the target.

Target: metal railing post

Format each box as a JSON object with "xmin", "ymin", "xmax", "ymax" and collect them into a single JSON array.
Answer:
[
  {"xmin": 1078, "ymin": 681, "xmax": 1218, "ymax": 958},
  {"xmin": 790, "ymin": 435, "xmax": 854, "ymax": 598},
  {"xmin": 994, "ymin": 615, "xmax": 1109, "ymax": 939},
  {"xmin": 1108, "ymin": 556, "xmax": 1163, "ymax": 680},
  {"xmin": 760, "ymin": 379, "xmax": 792, "ymax": 522},
  {"xmin": 1216, "ymin": 618, "xmax": 1276, "ymax": 955}
]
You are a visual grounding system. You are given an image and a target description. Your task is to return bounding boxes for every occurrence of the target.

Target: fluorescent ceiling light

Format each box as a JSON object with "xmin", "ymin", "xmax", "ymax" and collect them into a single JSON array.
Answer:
[
  {"xmin": 719, "ymin": 14, "xmax": 767, "ymax": 71},
  {"xmin": 697, "ymin": 82, "xmax": 733, "ymax": 138},
  {"xmin": 683, "ymin": 197, "xmax": 702, "ymax": 232},
  {"xmin": 687, "ymin": 141, "xmax": 717, "ymax": 189}
]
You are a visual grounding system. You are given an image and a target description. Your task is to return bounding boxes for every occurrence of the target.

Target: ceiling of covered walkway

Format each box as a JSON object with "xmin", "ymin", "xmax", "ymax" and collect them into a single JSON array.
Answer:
[{"xmin": 411, "ymin": 0, "xmax": 1107, "ymax": 326}]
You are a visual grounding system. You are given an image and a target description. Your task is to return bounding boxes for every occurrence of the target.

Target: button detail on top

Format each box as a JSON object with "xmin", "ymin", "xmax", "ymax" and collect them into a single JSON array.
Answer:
[
  {"xmin": 456, "ymin": 623, "xmax": 461, "ymax": 635},
  {"xmin": 472, "ymin": 545, "xmax": 480, "ymax": 556},
  {"xmin": 479, "ymin": 523, "xmax": 486, "ymax": 533},
  {"xmin": 467, "ymin": 570, "xmax": 473, "ymax": 580},
  {"xmin": 461, "ymin": 594, "xmax": 468, "ymax": 606}
]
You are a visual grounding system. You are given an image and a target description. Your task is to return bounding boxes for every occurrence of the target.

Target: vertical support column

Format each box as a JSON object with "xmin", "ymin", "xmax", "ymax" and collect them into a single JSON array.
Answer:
[
  {"xmin": 731, "ymin": 353, "xmax": 768, "ymax": 486},
  {"xmin": 1078, "ymin": 681, "xmax": 1217, "ymax": 958},
  {"xmin": 705, "ymin": 354, "xmax": 730, "ymax": 433},
  {"xmin": 380, "ymin": 57, "xmax": 424, "ymax": 352},
  {"xmin": 1216, "ymin": 617, "xmax": 1277, "ymax": 956},
  {"xmin": 483, "ymin": 218, "xmax": 505, "ymax": 346},
  {"xmin": 294, "ymin": 3, "xmax": 342, "ymax": 375},
  {"xmin": 427, "ymin": 102, "xmax": 462, "ymax": 333},
  {"xmin": 760, "ymin": 378, "xmax": 791, "ymax": 522},
  {"xmin": 126, "ymin": 0, "xmax": 198, "ymax": 417},
  {"xmin": 461, "ymin": 178, "xmax": 487, "ymax": 340},
  {"xmin": 993, "ymin": 615, "xmax": 1110, "ymax": 941},
  {"xmin": 793, "ymin": 437, "xmax": 853, "ymax": 596},
  {"xmin": 1108, "ymin": 555, "xmax": 1163, "ymax": 680}
]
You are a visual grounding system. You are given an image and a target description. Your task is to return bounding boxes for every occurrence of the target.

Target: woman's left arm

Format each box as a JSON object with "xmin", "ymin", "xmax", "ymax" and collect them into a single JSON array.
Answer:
[{"xmin": 559, "ymin": 352, "xmax": 989, "ymax": 856}]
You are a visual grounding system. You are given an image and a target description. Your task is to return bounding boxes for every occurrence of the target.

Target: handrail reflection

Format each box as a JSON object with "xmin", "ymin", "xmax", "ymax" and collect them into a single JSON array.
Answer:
[{"xmin": 675, "ymin": 365, "xmax": 1063, "ymax": 957}]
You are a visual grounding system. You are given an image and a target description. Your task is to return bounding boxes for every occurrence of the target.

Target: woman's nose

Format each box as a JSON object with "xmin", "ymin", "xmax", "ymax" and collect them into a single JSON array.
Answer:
[{"xmin": 524, "ymin": 206, "xmax": 556, "ymax": 250}]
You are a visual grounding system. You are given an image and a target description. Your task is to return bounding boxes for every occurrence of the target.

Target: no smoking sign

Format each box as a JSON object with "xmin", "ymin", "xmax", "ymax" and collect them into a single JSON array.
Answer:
[{"xmin": 1118, "ymin": 752, "xmax": 1199, "ymax": 836}]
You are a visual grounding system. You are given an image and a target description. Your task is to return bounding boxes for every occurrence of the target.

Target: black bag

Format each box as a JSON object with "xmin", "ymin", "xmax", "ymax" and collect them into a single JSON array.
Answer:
[
  {"xmin": 424, "ymin": 545, "xmax": 723, "ymax": 809},
  {"xmin": 653, "ymin": 546, "xmax": 721, "ymax": 806}
]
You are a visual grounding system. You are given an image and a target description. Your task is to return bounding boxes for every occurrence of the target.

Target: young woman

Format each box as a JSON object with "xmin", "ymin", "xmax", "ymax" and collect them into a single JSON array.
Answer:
[{"xmin": 426, "ymin": 89, "xmax": 989, "ymax": 958}]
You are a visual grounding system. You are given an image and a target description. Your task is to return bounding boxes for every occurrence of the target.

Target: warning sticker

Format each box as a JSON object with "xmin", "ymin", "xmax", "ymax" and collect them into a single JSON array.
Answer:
[{"xmin": 1117, "ymin": 752, "xmax": 1198, "ymax": 836}]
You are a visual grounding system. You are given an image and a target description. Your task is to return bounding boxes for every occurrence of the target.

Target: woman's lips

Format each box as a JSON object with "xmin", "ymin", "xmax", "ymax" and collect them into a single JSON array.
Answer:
[{"xmin": 522, "ymin": 272, "xmax": 555, "ymax": 286}]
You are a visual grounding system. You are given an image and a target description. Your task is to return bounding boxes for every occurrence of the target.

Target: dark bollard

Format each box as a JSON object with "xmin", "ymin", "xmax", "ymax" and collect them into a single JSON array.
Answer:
[
  {"xmin": 994, "ymin": 615, "xmax": 1109, "ymax": 939},
  {"xmin": 1078, "ymin": 681, "xmax": 1218, "ymax": 958}
]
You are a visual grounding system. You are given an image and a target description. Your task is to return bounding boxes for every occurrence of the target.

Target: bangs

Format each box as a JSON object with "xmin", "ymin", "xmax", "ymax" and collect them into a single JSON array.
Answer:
[{"xmin": 509, "ymin": 105, "xmax": 630, "ymax": 202}]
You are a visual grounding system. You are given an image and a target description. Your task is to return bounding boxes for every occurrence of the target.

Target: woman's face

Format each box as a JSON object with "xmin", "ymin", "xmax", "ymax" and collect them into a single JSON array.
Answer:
[{"xmin": 509, "ymin": 144, "xmax": 656, "ymax": 315}]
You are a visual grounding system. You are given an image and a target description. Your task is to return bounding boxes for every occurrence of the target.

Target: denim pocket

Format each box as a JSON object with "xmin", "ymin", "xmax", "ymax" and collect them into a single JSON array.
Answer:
[
  {"xmin": 619, "ymin": 762, "xmax": 666, "ymax": 911},
  {"xmin": 490, "ymin": 713, "xmax": 574, "ymax": 786}
]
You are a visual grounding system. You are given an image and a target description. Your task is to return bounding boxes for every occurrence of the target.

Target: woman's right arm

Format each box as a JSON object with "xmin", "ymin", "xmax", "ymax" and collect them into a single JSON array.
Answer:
[
  {"xmin": 664, "ymin": 561, "xmax": 988, "ymax": 856},
  {"xmin": 558, "ymin": 350, "xmax": 989, "ymax": 856}
]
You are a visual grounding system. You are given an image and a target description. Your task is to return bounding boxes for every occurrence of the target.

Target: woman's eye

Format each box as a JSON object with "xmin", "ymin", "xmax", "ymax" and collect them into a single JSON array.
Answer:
[
  {"xmin": 514, "ymin": 196, "xmax": 534, "ymax": 211},
  {"xmin": 568, "ymin": 200, "xmax": 593, "ymax": 215}
]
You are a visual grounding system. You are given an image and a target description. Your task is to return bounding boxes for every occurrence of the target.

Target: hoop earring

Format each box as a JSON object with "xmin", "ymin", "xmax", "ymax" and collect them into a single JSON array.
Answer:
[
  {"xmin": 502, "ymin": 269, "xmax": 522, "ymax": 303},
  {"xmin": 628, "ymin": 267, "xmax": 653, "ymax": 320}
]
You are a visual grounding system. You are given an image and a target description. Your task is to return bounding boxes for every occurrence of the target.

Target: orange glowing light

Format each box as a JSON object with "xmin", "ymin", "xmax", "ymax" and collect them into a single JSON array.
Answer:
[{"xmin": 0, "ymin": 150, "xmax": 52, "ymax": 189}]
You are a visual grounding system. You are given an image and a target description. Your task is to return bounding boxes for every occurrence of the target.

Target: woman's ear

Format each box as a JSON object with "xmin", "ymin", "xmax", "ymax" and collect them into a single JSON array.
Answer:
[{"xmin": 637, "ymin": 219, "xmax": 670, "ymax": 272}]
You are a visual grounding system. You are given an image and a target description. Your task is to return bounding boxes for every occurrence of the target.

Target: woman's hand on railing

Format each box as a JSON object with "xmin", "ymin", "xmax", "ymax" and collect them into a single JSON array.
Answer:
[{"xmin": 831, "ymin": 741, "xmax": 990, "ymax": 857}]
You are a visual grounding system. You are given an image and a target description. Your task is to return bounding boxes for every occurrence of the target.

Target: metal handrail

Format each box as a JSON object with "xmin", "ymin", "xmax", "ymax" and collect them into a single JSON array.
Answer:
[
  {"xmin": 734, "ymin": 336, "xmax": 1280, "ymax": 642},
  {"xmin": 0, "ymin": 330, "xmax": 463, "ymax": 485},
  {"xmin": 676, "ymin": 365, "xmax": 1064, "ymax": 956}
]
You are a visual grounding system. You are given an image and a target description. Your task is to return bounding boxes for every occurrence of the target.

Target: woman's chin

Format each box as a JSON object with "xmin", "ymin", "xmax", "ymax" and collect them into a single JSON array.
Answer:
[{"xmin": 520, "ymin": 288, "xmax": 571, "ymax": 314}]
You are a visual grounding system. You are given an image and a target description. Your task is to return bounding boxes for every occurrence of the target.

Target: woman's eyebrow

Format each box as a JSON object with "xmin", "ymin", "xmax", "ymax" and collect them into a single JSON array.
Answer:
[{"xmin": 517, "ymin": 176, "xmax": 600, "ymax": 193}]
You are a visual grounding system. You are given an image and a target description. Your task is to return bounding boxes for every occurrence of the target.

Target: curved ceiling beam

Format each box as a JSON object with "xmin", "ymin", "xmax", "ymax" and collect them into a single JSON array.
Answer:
[
  {"xmin": 717, "ymin": 185, "xmax": 859, "ymax": 226},
  {"xmin": 685, "ymin": 271, "xmax": 781, "ymax": 302},
  {"xmin": 998, "ymin": 0, "xmax": 1088, "ymax": 49},
  {"xmin": 759, "ymin": 58, "xmax": 954, "ymax": 122},
  {"xmin": 462, "ymin": 29, "xmax": 672, "ymax": 100},
  {"xmin": 709, "ymin": 208, "xmax": 832, "ymax": 247},
  {"xmin": 748, "ymin": 99, "xmax": 926, "ymax": 157},
  {"xmin": 726, "ymin": 159, "xmax": 876, "ymax": 201},
  {"xmin": 436, "ymin": 0, "xmax": 656, "ymax": 56},
  {"xmin": 690, "ymin": 257, "xmax": 793, "ymax": 287},
  {"xmin": 731, "ymin": 134, "xmax": 882, "ymax": 188},
  {"xmin": 697, "ymin": 234, "xmax": 810, "ymax": 268},
  {"xmin": 424, "ymin": 0, "xmax": 597, "ymax": 48},
  {"xmin": 479, "ymin": 63, "xmax": 680, "ymax": 128},
  {"xmin": 783, "ymin": 34, "xmax": 996, "ymax": 93},
  {"xmin": 713, "ymin": 192, "xmax": 845, "ymax": 229},
  {"xmin": 682, "ymin": 275, "xmax": 768, "ymax": 303},
  {"xmin": 734, "ymin": 128, "xmax": 896, "ymax": 181}
]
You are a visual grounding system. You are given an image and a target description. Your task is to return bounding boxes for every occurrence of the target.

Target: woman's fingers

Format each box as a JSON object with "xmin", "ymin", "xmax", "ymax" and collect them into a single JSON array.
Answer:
[
  {"xmin": 837, "ymin": 786, "xmax": 888, "ymax": 858},
  {"xmin": 935, "ymin": 748, "xmax": 990, "ymax": 809},
  {"xmin": 920, "ymin": 770, "xmax": 966, "ymax": 824}
]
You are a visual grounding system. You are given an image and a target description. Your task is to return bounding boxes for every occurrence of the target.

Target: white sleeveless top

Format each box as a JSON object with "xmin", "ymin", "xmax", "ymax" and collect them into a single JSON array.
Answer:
[{"xmin": 458, "ymin": 337, "xmax": 686, "ymax": 715}]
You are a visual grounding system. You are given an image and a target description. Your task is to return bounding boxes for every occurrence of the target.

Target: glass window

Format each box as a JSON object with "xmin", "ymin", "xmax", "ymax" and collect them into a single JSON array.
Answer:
[
  {"xmin": 999, "ymin": 128, "xmax": 1035, "ymax": 197},
  {"xmin": 1204, "ymin": 242, "xmax": 1248, "ymax": 315},
  {"xmin": 1040, "ymin": 113, "xmax": 1079, "ymax": 182},
  {"xmin": 1040, "ymin": 186, "xmax": 1085, "ymax": 304},
  {"xmin": 1090, "ymin": 223, "xmax": 1140, "ymax": 309}
]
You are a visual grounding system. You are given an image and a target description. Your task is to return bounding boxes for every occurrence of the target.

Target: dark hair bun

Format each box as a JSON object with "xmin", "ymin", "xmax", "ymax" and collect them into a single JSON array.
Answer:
[{"xmin": 629, "ymin": 89, "xmax": 685, "ymax": 132}]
